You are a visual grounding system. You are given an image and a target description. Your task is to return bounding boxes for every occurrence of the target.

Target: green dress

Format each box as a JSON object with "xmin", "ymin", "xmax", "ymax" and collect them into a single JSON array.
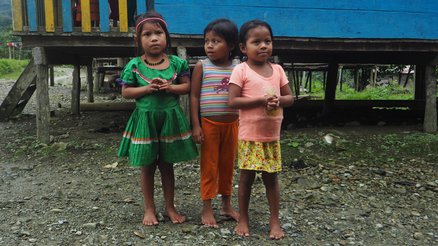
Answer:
[{"xmin": 117, "ymin": 55, "xmax": 198, "ymax": 166}]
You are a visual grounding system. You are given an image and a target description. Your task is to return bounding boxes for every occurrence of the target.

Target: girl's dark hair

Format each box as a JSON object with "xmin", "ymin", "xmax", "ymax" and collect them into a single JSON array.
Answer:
[
  {"xmin": 134, "ymin": 11, "xmax": 172, "ymax": 56},
  {"xmin": 204, "ymin": 18, "xmax": 239, "ymax": 58},
  {"xmin": 239, "ymin": 19, "xmax": 273, "ymax": 44}
]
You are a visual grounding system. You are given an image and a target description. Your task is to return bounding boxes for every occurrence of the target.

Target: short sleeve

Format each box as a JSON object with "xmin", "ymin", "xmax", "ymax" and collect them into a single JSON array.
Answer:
[
  {"xmin": 229, "ymin": 63, "xmax": 245, "ymax": 88},
  {"xmin": 277, "ymin": 65, "xmax": 289, "ymax": 88},
  {"xmin": 170, "ymin": 55, "xmax": 190, "ymax": 80},
  {"xmin": 120, "ymin": 59, "xmax": 138, "ymax": 86}
]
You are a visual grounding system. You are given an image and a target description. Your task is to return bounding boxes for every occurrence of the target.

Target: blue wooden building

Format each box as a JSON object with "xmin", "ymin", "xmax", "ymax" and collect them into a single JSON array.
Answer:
[{"xmin": 2, "ymin": 0, "xmax": 438, "ymax": 142}]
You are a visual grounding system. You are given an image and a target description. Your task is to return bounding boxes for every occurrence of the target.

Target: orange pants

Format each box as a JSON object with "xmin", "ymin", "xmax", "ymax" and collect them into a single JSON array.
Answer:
[{"xmin": 200, "ymin": 117, "xmax": 238, "ymax": 200}]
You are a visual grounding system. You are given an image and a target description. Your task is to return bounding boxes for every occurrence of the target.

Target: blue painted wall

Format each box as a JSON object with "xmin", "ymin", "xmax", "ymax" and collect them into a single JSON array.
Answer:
[{"xmin": 155, "ymin": 0, "xmax": 438, "ymax": 39}]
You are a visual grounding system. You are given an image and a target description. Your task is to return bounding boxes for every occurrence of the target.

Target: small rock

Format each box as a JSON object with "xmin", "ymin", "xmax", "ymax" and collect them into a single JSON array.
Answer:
[
  {"xmin": 413, "ymin": 232, "xmax": 424, "ymax": 240},
  {"xmin": 82, "ymin": 222, "xmax": 97, "ymax": 229}
]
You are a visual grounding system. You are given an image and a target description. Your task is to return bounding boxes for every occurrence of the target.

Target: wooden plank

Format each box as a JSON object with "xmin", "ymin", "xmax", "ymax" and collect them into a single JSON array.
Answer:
[
  {"xmin": 0, "ymin": 58, "xmax": 36, "ymax": 120},
  {"xmin": 81, "ymin": 0, "xmax": 92, "ymax": 32},
  {"xmin": 72, "ymin": 64, "xmax": 81, "ymax": 115},
  {"xmin": 86, "ymin": 65, "xmax": 94, "ymax": 103},
  {"xmin": 26, "ymin": 0, "xmax": 38, "ymax": 31},
  {"xmin": 33, "ymin": 47, "xmax": 50, "ymax": 144},
  {"xmin": 155, "ymin": 0, "xmax": 438, "ymax": 39},
  {"xmin": 137, "ymin": 0, "xmax": 147, "ymax": 14},
  {"xmin": 118, "ymin": 0, "xmax": 128, "ymax": 32},
  {"xmin": 11, "ymin": 0, "xmax": 23, "ymax": 31},
  {"xmin": 80, "ymin": 102, "xmax": 135, "ymax": 111},
  {"xmin": 44, "ymin": 0, "xmax": 55, "ymax": 32},
  {"xmin": 423, "ymin": 64, "xmax": 437, "ymax": 132},
  {"xmin": 99, "ymin": 0, "xmax": 110, "ymax": 32},
  {"xmin": 62, "ymin": 0, "xmax": 73, "ymax": 32}
]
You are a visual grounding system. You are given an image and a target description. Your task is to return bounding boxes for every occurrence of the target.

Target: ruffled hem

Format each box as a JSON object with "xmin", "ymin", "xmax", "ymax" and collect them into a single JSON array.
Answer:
[{"xmin": 118, "ymin": 106, "xmax": 198, "ymax": 166}]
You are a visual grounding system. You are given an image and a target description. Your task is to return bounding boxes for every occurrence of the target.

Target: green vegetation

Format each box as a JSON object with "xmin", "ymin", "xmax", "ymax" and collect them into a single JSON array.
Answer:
[
  {"xmin": 307, "ymin": 80, "xmax": 415, "ymax": 100},
  {"xmin": 0, "ymin": 58, "xmax": 28, "ymax": 79}
]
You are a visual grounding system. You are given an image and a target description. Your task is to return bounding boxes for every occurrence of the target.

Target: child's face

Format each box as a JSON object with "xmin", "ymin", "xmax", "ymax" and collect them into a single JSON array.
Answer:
[
  {"xmin": 240, "ymin": 26, "xmax": 272, "ymax": 64},
  {"xmin": 204, "ymin": 31, "xmax": 231, "ymax": 63},
  {"xmin": 139, "ymin": 22, "xmax": 167, "ymax": 57}
]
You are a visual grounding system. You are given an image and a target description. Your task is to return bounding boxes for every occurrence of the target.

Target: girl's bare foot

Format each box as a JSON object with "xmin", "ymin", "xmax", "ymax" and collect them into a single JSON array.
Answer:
[
  {"xmin": 220, "ymin": 207, "xmax": 240, "ymax": 222},
  {"xmin": 166, "ymin": 207, "xmax": 186, "ymax": 224},
  {"xmin": 202, "ymin": 206, "xmax": 218, "ymax": 228},
  {"xmin": 143, "ymin": 208, "xmax": 158, "ymax": 226},
  {"xmin": 234, "ymin": 220, "xmax": 250, "ymax": 237},
  {"xmin": 269, "ymin": 219, "xmax": 284, "ymax": 240}
]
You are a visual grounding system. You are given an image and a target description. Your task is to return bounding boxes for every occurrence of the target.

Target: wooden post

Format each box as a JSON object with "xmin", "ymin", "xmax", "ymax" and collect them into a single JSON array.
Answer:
[
  {"xmin": 32, "ymin": 47, "xmax": 50, "ymax": 143},
  {"xmin": 87, "ymin": 64, "xmax": 94, "ymax": 103},
  {"xmin": 177, "ymin": 46, "xmax": 190, "ymax": 120},
  {"xmin": 424, "ymin": 63, "xmax": 437, "ymax": 132},
  {"xmin": 71, "ymin": 64, "xmax": 81, "ymax": 115},
  {"xmin": 414, "ymin": 65, "xmax": 426, "ymax": 101},
  {"xmin": 49, "ymin": 65, "xmax": 54, "ymax": 86},
  {"xmin": 337, "ymin": 65, "xmax": 343, "ymax": 92},
  {"xmin": 323, "ymin": 63, "xmax": 339, "ymax": 115}
]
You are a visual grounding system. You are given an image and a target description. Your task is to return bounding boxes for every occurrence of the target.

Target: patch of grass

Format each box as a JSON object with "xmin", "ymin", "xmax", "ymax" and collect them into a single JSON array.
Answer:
[
  {"xmin": 0, "ymin": 59, "xmax": 29, "ymax": 79},
  {"xmin": 306, "ymin": 80, "xmax": 416, "ymax": 100}
]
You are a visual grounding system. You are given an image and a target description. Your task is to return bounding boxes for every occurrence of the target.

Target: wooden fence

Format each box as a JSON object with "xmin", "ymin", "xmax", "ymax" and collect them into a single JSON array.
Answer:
[{"xmin": 12, "ymin": 0, "xmax": 149, "ymax": 33}]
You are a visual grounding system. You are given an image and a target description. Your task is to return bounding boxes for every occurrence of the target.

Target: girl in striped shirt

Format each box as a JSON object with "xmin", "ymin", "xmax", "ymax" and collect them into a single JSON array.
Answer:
[{"xmin": 190, "ymin": 18, "xmax": 240, "ymax": 228}]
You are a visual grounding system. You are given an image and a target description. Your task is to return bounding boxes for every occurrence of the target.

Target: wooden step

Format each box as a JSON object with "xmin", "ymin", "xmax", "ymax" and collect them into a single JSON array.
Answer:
[{"xmin": 0, "ymin": 59, "xmax": 37, "ymax": 120}]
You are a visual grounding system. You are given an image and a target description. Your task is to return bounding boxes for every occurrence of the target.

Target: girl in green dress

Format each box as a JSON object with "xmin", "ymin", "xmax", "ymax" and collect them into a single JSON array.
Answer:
[{"xmin": 118, "ymin": 11, "xmax": 198, "ymax": 226}]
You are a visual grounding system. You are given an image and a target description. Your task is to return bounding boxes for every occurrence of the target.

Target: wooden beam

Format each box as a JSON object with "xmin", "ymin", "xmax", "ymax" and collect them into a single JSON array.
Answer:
[
  {"xmin": 424, "ymin": 64, "xmax": 437, "ymax": 132},
  {"xmin": 99, "ymin": 0, "xmax": 110, "ymax": 32},
  {"xmin": 72, "ymin": 64, "xmax": 81, "ymax": 115},
  {"xmin": 177, "ymin": 46, "xmax": 190, "ymax": 120},
  {"xmin": 44, "ymin": 0, "xmax": 55, "ymax": 32},
  {"xmin": 323, "ymin": 63, "xmax": 339, "ymax": 115},
  {"xmin": 12, "ymin": 0, "xmax": 23, "ymax": 31},
  {"xmin": 81, "ymin": 0, "xmax": 92, "ymax": 32},
  {"xmin": 62, "ymin": 0, "xmax": 73, "ymax": 32},
  {"xmin": 26, "ymin": 0, "xmax": 38, "ymax": 31},
  {"xmin": 32, "ymin": 47, "xmax": 50, "ymax": 143},
  {"xmin": 119, "ymin": 0, "xmax": 128, "ymax": 32},
  {"xmin": 87, "ymin": 64, "xmax": 94, "ymax": 102}
]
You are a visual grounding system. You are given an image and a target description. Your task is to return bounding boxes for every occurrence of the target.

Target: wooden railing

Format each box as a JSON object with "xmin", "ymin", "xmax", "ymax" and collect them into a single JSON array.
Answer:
[{"xmin": 12, "ymin": 0, "xmax": 149, "ymax": 33}]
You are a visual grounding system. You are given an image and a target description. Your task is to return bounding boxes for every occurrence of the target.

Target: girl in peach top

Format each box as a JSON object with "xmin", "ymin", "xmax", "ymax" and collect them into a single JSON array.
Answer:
[{"xmin": 228, "ymin": 19, "xmax": 294, "ymax": 240}]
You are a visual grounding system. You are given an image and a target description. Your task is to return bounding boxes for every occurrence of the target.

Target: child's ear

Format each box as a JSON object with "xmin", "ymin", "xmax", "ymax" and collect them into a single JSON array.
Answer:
[
  {"xmin": 134, "ymin": 34, "xmax": 138, "ymax": 44},
  {"xmin": 239, "ymin": 43, "xmax": 246, "ymax": 54}
]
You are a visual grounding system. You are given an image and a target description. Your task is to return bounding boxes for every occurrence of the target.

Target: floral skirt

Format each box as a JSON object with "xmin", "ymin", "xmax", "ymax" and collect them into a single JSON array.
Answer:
[{"xmin": 237, "ymin": 140, "xmax": 282, "ymax": 173}]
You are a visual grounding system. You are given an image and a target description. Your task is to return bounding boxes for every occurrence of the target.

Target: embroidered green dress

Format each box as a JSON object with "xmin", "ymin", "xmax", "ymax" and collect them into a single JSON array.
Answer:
[{"xmin": 118, "ymin": 55, "xmax": 198, "ymax": 166}]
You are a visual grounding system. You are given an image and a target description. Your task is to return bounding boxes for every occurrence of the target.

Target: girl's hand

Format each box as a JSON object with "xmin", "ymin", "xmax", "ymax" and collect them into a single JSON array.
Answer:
[
  {"xmin": 265, "ymin": 95, "xmax": 279, "ymax": 110},
  {"xmin": 158, "ymin": 80, "xmax": 173, "ymax": 92},
  {"xmin": 146, "ymin": 83, "xmax": 160, "ymax": 94},
  {"xmin": 151, "ymin": 78, "xmax": 173, "ymax": 92},
  {"xmin": 192, "ymin": 126, "xmax": 204, "ymax": 144}
]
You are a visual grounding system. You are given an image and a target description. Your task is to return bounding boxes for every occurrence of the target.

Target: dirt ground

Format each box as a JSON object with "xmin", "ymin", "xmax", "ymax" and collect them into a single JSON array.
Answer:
[{"xmin": 0, "ymin": 67, "xmax": 437, "ymax": 245}]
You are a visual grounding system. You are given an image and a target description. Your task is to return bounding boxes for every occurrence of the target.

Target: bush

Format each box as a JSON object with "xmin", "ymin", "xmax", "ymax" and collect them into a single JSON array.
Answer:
[{"xmin": 0, "ymin": 59, "xmax": 29, "ymax": 79}]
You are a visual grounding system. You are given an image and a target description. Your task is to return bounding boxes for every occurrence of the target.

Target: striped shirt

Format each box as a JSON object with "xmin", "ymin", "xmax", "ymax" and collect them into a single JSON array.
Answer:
[{"xmin": 200, "ymin": 59, "xmax": 239, "ymax": 117}]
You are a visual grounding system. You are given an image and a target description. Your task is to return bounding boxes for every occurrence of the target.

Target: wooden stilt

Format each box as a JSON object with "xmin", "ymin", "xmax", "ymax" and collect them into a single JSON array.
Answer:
[
  {"xmin": 87, "ymin": 64, "xmax": 94, "ymax": 103},
  {"xmin": 177, "ymin": 46, "xmax": 190, "ymax": 120},
  {"xmin": 424, "ymin": 62, "xmax": 437, "ymax": 132},
  {"xmin": 71, "ymin": 64, "xmax": 81, "ymax": 115},
  {"xmin": 323, "ymin": 63, "xmax": 339, "ymax": 115},
  {"xmin": 33, "ymin": 47, "xmax": 50, "ymax": 143},
  {"xmin": 49, "ymin": 65, "xmax": 54, "ymax": 86}
]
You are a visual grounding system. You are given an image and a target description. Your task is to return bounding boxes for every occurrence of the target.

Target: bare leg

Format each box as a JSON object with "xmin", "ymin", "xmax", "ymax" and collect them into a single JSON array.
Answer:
[
  {"xmin": 234, "ymin": 170, "xmax": 255, "ymax": 237},
  {"xmin": 158, "ymin": 159, "xmax": 186, "ymax": 224},
  {"xmin": 140, "ymin": 164, "xmax": 159, "ymax": 226},
  {"xmin": 262, "ymin": 172, "xmax": 284, "ymax": 240},
  {"xmin": 220, "ymin": 195, "xmax": 239, "ymax": 222},
  {"xmin": 202, "ymin": 199, "xmax": 218, "ymax": 228}
]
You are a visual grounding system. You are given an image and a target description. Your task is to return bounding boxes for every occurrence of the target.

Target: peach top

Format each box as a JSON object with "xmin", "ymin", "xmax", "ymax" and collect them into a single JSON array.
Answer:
[{"xmin": 229, "ymin": 62, "xmax": 289, "ymax": 142}]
